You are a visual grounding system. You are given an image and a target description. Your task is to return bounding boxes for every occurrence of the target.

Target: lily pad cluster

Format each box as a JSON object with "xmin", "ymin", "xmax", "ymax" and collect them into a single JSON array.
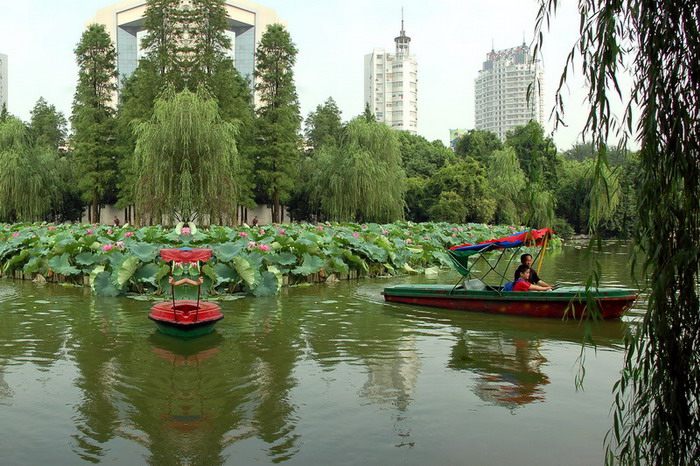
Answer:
[{"xmin": 0, "ymin": 221, "xmax": 559, "ymax": 297}]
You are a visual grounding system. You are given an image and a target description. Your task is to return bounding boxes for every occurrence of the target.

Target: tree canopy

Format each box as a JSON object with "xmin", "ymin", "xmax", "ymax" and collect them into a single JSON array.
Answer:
[
  {"xmin": 308, "ymin": 118, "xmax": 405, "ymax": 223},
  {"xmin": 131, "ymin": 88, "xmax": 240, "ymax": 224}
]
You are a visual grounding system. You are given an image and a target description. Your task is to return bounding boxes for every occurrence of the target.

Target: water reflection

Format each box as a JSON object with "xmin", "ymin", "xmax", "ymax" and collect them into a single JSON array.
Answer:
[{"xmin": 437, "ymin": 309, "xmax": 627, "ymax": 410}]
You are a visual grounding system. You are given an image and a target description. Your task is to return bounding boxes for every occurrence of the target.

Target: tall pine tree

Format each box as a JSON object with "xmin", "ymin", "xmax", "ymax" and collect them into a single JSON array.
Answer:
[
  {"xmin": 254, "ymin": 24, "xmax": 301, "ymax": 222},
  {"xmin": 72, "ymin": 23, "xmax": 118, "ymax": 223}
]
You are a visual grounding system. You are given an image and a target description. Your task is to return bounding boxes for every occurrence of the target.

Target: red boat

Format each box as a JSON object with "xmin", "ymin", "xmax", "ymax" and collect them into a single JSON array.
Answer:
[
  {"xmin": 383, "ymin": 228, "xmax": 638, "ymax": 320},
  {"xmin": 148, "ymin": 248, "xmax": 224, "ymax": 338}
]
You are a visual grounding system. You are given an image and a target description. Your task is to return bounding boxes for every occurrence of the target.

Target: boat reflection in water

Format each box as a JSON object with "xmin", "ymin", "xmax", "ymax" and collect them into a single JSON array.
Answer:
[
  {"xmin": 398, "ymin": 305, "xmax": 629, "ymax": 410},
  {"xmin": 148, "ymin": 332, "xmax": 223, "ymax": 436}
]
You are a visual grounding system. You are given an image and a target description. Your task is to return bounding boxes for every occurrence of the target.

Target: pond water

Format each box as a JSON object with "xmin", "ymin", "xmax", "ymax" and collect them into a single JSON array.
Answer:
[{"xmin": 0, "ymin": 241, "xmax": 645, "ymax": 465}]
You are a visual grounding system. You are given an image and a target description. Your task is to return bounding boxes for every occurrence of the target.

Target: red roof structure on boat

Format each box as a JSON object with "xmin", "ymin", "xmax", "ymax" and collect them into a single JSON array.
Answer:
[{"xmin": 160, "ymin": 248, "xmax": 213, "ymax": 263}]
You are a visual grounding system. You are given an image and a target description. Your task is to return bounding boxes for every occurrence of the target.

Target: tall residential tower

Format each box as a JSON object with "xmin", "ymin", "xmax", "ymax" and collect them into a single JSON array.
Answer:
[
  {"xmin": 0, "ymin": 53, "xmax": 7, "ymax": 111},
  {"xmin": 364, "ymin": 16, "xmax": 418, "ymax": 134},
  {"xmin": 474, "ymin": 43, "xmax": 543, "ymax": 140}
]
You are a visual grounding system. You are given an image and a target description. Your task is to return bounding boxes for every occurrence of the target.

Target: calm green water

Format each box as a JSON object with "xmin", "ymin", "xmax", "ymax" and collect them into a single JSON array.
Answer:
[{"xmin": 0, "ymin": 241, "xmax": 644, "ymax": 465}]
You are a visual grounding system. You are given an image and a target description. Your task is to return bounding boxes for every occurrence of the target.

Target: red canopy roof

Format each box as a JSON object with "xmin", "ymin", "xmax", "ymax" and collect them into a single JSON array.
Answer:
[{"xmin": 160, "ymin": 248, "xmax": 212, "ymax": 263}]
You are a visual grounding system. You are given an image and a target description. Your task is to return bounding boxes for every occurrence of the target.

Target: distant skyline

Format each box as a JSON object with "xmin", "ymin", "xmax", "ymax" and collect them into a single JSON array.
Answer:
[{"xmin": 0, "ymin": 0, "xmax": 633, "ymax": 150}]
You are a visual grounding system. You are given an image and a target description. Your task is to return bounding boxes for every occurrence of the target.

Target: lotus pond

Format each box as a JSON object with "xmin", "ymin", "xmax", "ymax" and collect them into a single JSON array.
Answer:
[{"xmin": 0, "ymin": 239, "xmax": 644, "ymax": 464}]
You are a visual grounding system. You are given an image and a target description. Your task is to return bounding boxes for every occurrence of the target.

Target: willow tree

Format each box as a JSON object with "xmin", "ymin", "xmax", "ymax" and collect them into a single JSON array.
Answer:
[
  {"xmin": 536, "ymin": 1, "xmax": 700, "ymax": 464},
  {"xmin": 132, "ymin": 88, "xmax": 239, "ymax": 225},
  {"xmin": 0, "ymin": 117, "xmax": 59, "ymax": 221},
  {"xmin": 487, "ymin": 147, "xmax": 526, "ymax": 224},
  {"xmin": 309, "ymin": 118, "xmax": 405, "ymax": 223}
]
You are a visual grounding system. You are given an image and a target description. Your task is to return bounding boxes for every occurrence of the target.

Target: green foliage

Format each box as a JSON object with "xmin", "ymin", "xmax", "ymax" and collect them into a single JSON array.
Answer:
[
  {"xmin": 304, "ymin": 97, "xmax": 343, "ymax": 154},
  {"xmin": 537, "ymin": 2, "xmax": 700, "ymax": 464},
  {"xmin": 424, "ymin": 159, "xmax": 496, "ymax": 224},
  {"xmin": 397, "ymin": 131, "xmax": 452, "ymax": 178},
  {"xmin": 505, "ymin": 121, "xmax": 560, "ymax": 187},
  {"xmin": 0, "ymin": 222, "xmax": 559, "ymax": 297},
  {"xmin": 29, "ymin": 97, "xmax": 67, "ymax": 153},
  {"xmin": 454, "ymin": 129, "xmax": 503, "ymax": 163},
  {"xmin": 253, "ymin": 24, "xmax": 302, "ymax": 222},
  {"xmin": 309, "ymin": 118, "xmax": 406, "ymax": 223},
  {"xmin": 487, "ymin": 147, "xmax": 527, "ymax": 225},
  {"xmin": 0, "ymin": 117, "xmax": 60, "ymax": 222},
  {"xmin": 131, "ymin": 88, "xmax": 239, "ymax": 225},
  {"xmin": 71, "ymin": 23, "xmax": 119, "ymax": 222}
]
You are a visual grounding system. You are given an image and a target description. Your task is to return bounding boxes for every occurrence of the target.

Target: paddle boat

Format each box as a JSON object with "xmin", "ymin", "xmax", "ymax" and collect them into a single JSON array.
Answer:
[
  {"xmin": 148, "ymin": 248, "xmax": 224, "ymax": 338},
  {"xmin": 382, "ymin": 228, "xmax": 638, "ymax": 319}
]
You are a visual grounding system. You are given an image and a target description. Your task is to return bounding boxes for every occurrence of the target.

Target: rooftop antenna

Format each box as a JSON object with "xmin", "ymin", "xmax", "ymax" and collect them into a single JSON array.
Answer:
[
  {"xmin": 395, "ymin": 7, "xmax": 411, "ymax": 57},
  {"xmin": 522, "ymin": 31, "xmax": 526, "ymax": 46},
  {"xmin": 491, "ymin": 38, "xmax": 495, "ymax": 52}
]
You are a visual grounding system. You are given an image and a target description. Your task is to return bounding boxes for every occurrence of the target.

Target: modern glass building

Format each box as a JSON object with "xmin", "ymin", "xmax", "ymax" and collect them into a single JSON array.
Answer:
[
  {"xmin": 474, "ymin": 43, "xmax": 544, "ymax": 140},
  {"xmin": 364, "ymin": 19, "xmax": 418, "ymax": 134},
  {"xmin": 90, "ymin": 0, "xmax": 284, "ymax": 101},
  {"xmin": 0, "ymin": 53, "xmax": 7, "ymax": 111}
]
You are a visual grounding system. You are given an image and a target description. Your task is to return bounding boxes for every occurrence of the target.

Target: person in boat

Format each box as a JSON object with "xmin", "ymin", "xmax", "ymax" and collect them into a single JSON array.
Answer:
[
  {"xmin": 511, "ymin": 265, "xmax": 552, "ymax": 291},
  {"xmin": 517, "ymin": 254, "xmax": 553, "ymax": 288}
]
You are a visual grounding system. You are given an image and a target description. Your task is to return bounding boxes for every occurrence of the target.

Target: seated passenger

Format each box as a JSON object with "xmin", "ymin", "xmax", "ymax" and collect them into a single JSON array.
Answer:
[
  {"xmin": 511, "ymin": 265, "xmax": 552, "ymax": 291},
  {"xmin": 517, "ymin": 253, "xmax": 553, "ymax": 288}
]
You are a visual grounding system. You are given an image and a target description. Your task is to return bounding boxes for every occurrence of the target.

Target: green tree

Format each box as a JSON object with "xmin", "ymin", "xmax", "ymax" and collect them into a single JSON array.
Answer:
[
  {"xmin": 454, "ymin": 129, "xmax": 503, "ymax": 163},
  {"xmin": 28, "ymin": 97, "xmax": 67, "ymax": 153},
  {"xmin": 404, "ymin": 176, "xmax": 430, "ymax": 222},
  {"xmin": 487, "ymin": 147, "xmax": 526, "ymax": 225},
  {"xmin": 505, "ymin": 121, "xmax": 560, "ymax": 186},
  {"xmin": 309, "ymin": 118, "xmax": 405, "ymax": 223},
  {"xmin": 254, "ymin": 24, "xmax": 301, "ymax": 222},
  {"xmin": 304, "ymin": 97, "xmax": 343, "ymax": 155},
  {"xmin": 424, "ymin": 160, "xmax": 496, "ymax": 223},
  {"xmin": 361, "ymin": 102, "xmax": 376, "ymax": 123},
  {"xmin": 132, "ymin": 88, "xmax": 240, "ymax": 224},
  {"xmin": 140, "ymin": 0, "xmax": 183, "ymax": 88},
  {"xmin": 71, "ymin": 23, "xmax": 119, "ymax": 223},
  {"xmin": 0, "ymin": 103, "xmax": 8, "ymax": 122},
  {"xmin": 537, "ymin": 2, "xmax": 700, "ymax": 464},
  {"xmin": 0, "ymin": 117, "xmax": 59, "ymax": 221},
  {"xmin": 397, "ymin": 131, "xmax": 452, "ymax": 179}
]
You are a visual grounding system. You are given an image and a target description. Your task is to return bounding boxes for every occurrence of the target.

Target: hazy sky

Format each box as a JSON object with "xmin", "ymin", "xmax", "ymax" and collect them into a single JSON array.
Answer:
[{"xmin": 0, "ymin": 0, "xmax": 614, "ymax": 150}]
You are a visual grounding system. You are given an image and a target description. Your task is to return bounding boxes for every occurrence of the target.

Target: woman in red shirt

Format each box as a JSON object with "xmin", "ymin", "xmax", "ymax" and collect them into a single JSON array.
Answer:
[{"xmin": 513, "ymin": 265, "xmax": 552, "ymax": 291}]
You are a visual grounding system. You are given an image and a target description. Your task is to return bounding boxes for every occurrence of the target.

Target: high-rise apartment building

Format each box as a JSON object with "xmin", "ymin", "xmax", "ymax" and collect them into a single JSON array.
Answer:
[
  {"xmin": 90, "ymin": 0, "xmax": 284, "ymax": 97},
  {"xmin": 0, "ymin": 53, "xmax": 7, "ymax": 111},
  {"xmin": 474, "ymin": 43, "xmax": 543, "ymax": 140},
  {"xmin": 364, "ymin": 19, "xmax": 418, "ymax": 134}
]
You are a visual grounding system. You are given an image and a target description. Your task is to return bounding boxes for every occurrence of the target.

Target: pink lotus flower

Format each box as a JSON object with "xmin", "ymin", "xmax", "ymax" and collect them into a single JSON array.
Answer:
[
  {"xmin": 362, "ymin": 225, "xmax": 368, "ymax": 229},
  {"xmin": 406, "ymin": 238, "xmax": 413, "ymax": 243},
  {"xmin": 247, "ymin": 241, "xmax": 256, "ymax": 248},
  {"xmin": 48, "ymin": 226, "xmax": 56, "ymax": 231},
  {"xmin": 101, "ymin": 244, "xmax": 114, "ymax": 252},
  {"xmin": 278, "ymin": 229, "xmax": 286, "ymax": 235},
  {"xmin": 116, "ymin": 241, "xmax": 125, "ymax": 248},
  {"xmin": 453, "ymin": 227, "xmax": 458, "ymax": 231},
  {"xmin": 181, "ymin": 227, "xmax": 191, "ymax": 236},
  {"xmin": 452, "ymin": 233, "xmax": 457, "ymax": 237},
  {"xmin": 382, "ymin": 229, "xmax": 389, "ymax": 234},
  {"xmin": 107, "ymin": 229, "xmax": 113, "ymax": 235},
  {"xmin": 258, "ymin": 229, "xmax": 265, "ymax": 235},
  {"xmin": 423, "ymin": 236, "xmax": 429, "ymax": 240},
  {"xmin": 12, "ymin": 232, "xmax": 20, "ymax": 237},
  {"xmin": 87, "ymin": 229, "xmax": 93, "ymax": 235},
  {"xmin": 238, "ymin": 231, "xmax": 248, "ymax": 237},
  {"xmin": 257, "ymin": 244, "xmax": 271, "ymax": 252},
  {"xmin": 352, "ymin": 232, "xmax": 359, "ymax": 237},
  {"xmin": 317, "ymin": 225, "xmax": 324, "ymax": 230},
  {"xmin": 124, "ymin": 231, "xmax": 134, "ymax": 237}
]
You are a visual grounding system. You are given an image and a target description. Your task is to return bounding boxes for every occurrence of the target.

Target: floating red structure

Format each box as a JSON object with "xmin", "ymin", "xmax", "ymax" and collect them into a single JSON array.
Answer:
[{"xmin": 148, "ymin": 248, "xmax": 224, "ymax": 338}]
